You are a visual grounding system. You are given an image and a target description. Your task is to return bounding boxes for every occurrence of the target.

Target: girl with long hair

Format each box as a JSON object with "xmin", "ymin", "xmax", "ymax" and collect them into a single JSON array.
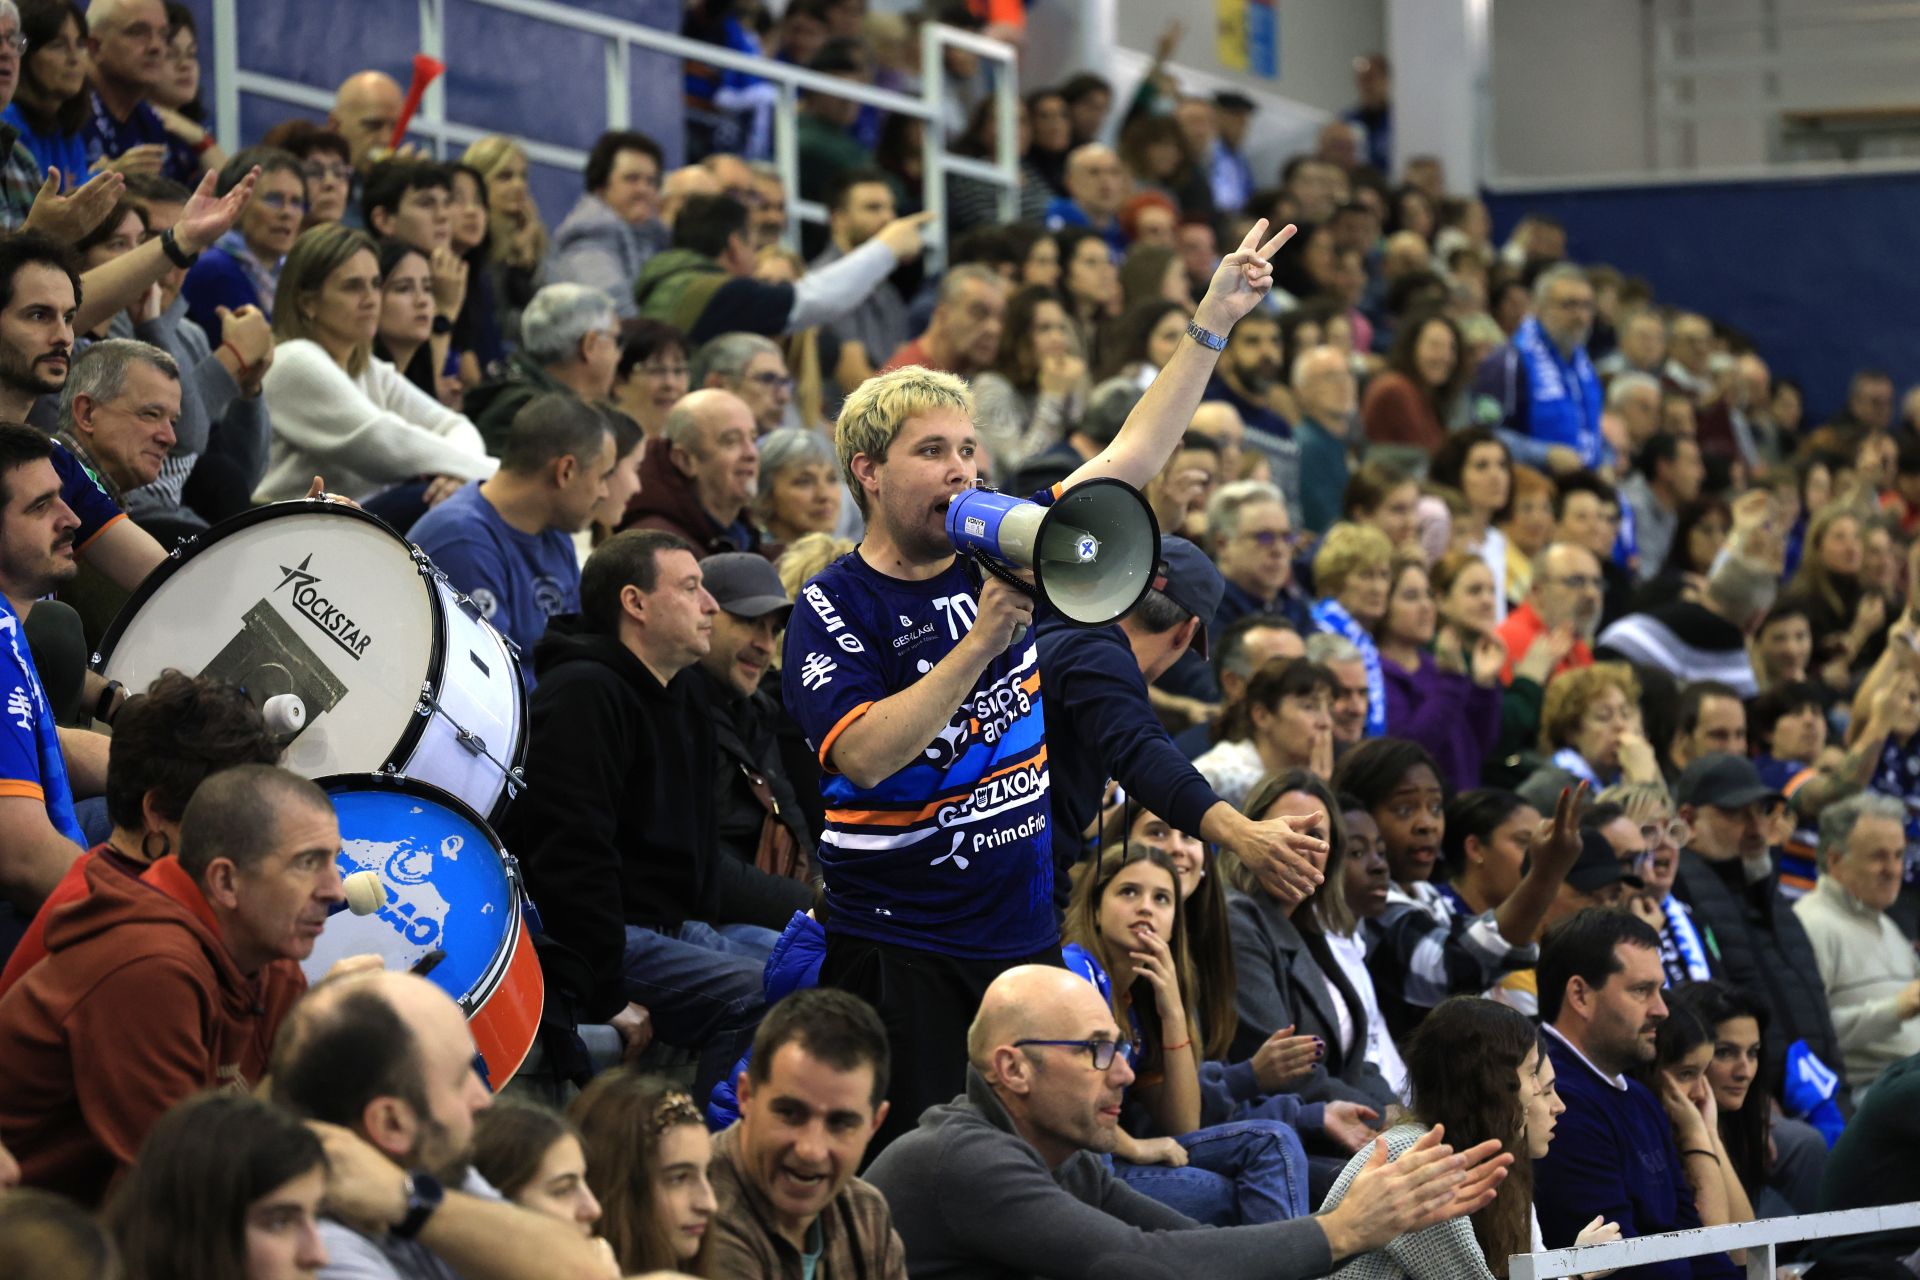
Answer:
[
  {"xmin": 1361, "ymin": 310, "xmax": 1468, "ymax": 455},
  {"xmin": 1374, "ymin": 553, "xmax": 1504, "ymax": 791},
  {"xmin": 1429, "ymin": 428, "xmax": 1514, "ymax": 622},
  {"xmin": 470, "ymin": 1100, "xmax": 621, "ymax": 1278},
  {"xmin": 1318, "ymin": 996, "xmax": 1619, "ymax": 1278},
  {"xmin": 1227, "ymin": 769, "xmax": 1399, "ymax": 1119},
  {"xmin": 1109, "ymin": 802, "xmax": 1238, "ymax": 1061},
  {"xmin": 1097, "ymin": 296, "xmax": 1190, "ymax": 388},
  {"xmin": 463, "ymin": 134, "xmax": 551, "ymax": 346},
  {"xmin": 1789, "ymin": 503, "xmax": 1883, "ymax": 681},
  {"xmin": 108, "ymin": 1093, "xmax": 329, "ymax": 1280},
  {"xmin": 1629, "ymin": 996, "xmax": 1754, "ymax": 1244},
  {"xmin": 970, "ymin": 284, "xmax": 1088, "ymax": 478},
  {"xmin": 568, "ymin": 1069, "xmax": 716, "ymax": 1276},
  {"xmin": 1063, "ymin": 844, "xmax": 1321, "ymax": 1225}
]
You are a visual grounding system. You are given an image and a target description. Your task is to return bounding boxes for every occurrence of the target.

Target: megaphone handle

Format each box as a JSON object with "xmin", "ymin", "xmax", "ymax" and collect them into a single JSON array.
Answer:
[{"xmin": 972, "ymin": 550, "xmax": 1038, "ymax": 650}]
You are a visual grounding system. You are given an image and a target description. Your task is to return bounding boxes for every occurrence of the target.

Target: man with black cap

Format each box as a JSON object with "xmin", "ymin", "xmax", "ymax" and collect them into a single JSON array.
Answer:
[
  {"xmin": 1489, "ymin": 823, "xmax": 1644, "ymax": 1017},
  {"xmin": 1036, "ymin": 536, "xmax": 1337, "ymax": 901},
  {"xmin": 696, "ymin": 552, "xmax": 818, "ymax": 896},
  {"xmin": 1673, "ymin": 752, "xmax": 1850, "ymax": 1114}
]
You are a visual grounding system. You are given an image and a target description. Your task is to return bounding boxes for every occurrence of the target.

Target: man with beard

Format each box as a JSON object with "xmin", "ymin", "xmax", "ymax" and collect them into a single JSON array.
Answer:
[
  {"xmin": 272, "ymin": 970, "xmax": 614, "ymax": 1280},
  {"xmin": 0, "ymin": 424, "xmax": 102, "ymax": 917},
  {"xmin": 785, "ymin": 221, "xmax": 1325, "ymax": 1159},
  {"xmin": 1203, "ymin": 309, "xmax": 1300, "ymax": 516},
  {"xmin": 1532, "ymin": 909, "xmax": 1740, "ymax": 1277},
  {"xmin": 1495, "ymin": 541, "xmax": 1602, "ymax": 685},
  {"xmin": 1471, "ymin": 264, "xmax": 1608, "ymax": 476}
]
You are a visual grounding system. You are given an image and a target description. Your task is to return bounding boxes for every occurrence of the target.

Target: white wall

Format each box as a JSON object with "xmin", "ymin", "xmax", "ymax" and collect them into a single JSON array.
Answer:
[{"xmin": 1488, "ymin": 0, "xmax": 1652, "ymax": 180}]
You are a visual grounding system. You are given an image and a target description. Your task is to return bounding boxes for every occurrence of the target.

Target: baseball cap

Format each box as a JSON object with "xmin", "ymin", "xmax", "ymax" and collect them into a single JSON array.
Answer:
[
  {"xmin": 1674, "ymin": 753, "xmax": 1784, "ymax": 811},
  {"xmin": 1150, "ymin": 536, "xmax": 1224, "ymax": 659},
  {"xmin": 1566, "ymin": 828, "xmax": 1645, "ymax": 895},
  {"xmin": 700, "ymin": 553, "xmax": 792, "ymax": 622}
]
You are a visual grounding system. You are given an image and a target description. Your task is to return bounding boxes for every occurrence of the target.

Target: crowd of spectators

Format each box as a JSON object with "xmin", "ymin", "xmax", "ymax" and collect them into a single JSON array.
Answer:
[{"xmin": 0, "ymin": 2, "xmax": 1917, "ymax": 1279}]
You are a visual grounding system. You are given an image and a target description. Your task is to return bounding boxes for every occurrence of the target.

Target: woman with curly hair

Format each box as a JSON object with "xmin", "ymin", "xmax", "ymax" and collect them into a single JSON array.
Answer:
[{"xmin": 1318, "ymin": 996, "xmax": 1619, "ymax": 1279}]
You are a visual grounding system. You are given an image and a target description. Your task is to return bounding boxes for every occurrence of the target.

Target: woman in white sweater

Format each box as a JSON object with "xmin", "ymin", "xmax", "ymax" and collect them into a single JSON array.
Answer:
[{"xmin": 257, "ymin": 224, "xmax": 495, "ymax": 503}]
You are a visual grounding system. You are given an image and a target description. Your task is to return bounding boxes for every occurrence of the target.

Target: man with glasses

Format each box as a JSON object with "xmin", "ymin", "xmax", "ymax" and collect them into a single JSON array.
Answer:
[
  {"xmin": 691, "ymin": 332, "xmax": 794, "ymax": 435},
  {"xmin": 1496, "ymin": 541, "xmax": 1602, "ymax": 684},
  {"xmin": 1553, "ymin": 469, "xmax": 1636, "ymax": 629},
  {"xmin": 881, "ymin": 264, "xmax": 1005, "ymax": 379},
  {"xmin": 467, "ymin": 284, "xmax": 622, "ymax": 452},
  {"xmin": 1471, "ymin": 263, "xmax": 1608, "ymax": 476},
  {"xmin": 1673, "ymin": 752, "xmax": 1852, "ymax": 1114},
  {"xmin": 867, "ymin": 963, "xmax": 1511, "ymax": 1279},
  {"xmin": 81, "ymin": 0, "xmax": 204, "ymax": 184}
]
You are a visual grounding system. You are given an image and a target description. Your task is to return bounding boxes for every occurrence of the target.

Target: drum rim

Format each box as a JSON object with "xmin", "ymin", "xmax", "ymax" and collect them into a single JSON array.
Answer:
[
  {"xmin": 421, "ymin": 577, "xmax": 532, "ymax": 820},
  {"xmin": 316, "ymin": 770, "xmax": 521, "ymax": 1011}
]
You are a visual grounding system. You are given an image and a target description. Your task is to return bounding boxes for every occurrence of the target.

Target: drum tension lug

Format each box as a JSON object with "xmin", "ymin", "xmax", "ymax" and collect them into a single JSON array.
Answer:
[{"xmin": 454, "ymin": 727, "xmax": 490, "ymax": 758}]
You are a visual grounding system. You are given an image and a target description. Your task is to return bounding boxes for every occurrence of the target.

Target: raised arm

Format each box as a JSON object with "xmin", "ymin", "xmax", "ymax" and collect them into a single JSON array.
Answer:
[
  {"xmin": 76, "ymin": 168, "xmax": 259, "ymax": 335},
  {"xmin": 1063, "ymin": 219, "xmax": 1294, "ymax": 493}
]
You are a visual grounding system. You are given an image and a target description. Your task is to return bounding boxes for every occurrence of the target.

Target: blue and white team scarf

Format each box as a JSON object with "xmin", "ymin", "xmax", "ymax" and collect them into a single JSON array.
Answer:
[{"xmin": 1312, "ymin": 597, "xmax": 1386, "ymax": 737}]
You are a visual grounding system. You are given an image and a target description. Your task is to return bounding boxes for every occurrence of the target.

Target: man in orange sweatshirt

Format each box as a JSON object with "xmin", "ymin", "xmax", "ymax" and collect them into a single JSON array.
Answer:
[{"xmin": 0, "ymin": 763, "xmax": 342, "ymax": 1205}]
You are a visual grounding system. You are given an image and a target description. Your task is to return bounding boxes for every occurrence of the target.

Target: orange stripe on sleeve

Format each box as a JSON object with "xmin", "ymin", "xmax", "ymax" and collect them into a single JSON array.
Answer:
[
  {"xmin": 0, "ymin": 779, "xmax": 48, "ymax": 801},
  {"xmin": 76, "ymin": 510, "xmax": 127, "ymax": 552},
  {"xmin": 817, "ymin": 702, "xmax": 874, "ymax": 771}
]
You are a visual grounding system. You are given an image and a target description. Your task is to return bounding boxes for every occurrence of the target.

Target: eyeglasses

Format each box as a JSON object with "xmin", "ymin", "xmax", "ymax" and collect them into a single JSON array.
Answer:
[
  {"xmin": 303, "ymin": 163, "xmax": 352, "ymax": 184},
  {"xmin": 744, "ymin": 371, "xmax": 796, "ymax": 392},
  {"xmin": 1551, "ymin": 574, "xmax": 1603, "ymax": 591},
  {"xmin": 0, "ymin": 31, "xmax": 24, "ymax": 56},
  {"xmin": 1638, "ymin": 818, "xmax": 1690, "ymax": 849},
  {"xmin": 1243, "ymin": 529, "xmax": 1298, "ymax": 549},
  {"xmin": 1013, "ymin": 1038, "xmax": 1128, "ymax": 1070},
  {"xmin": 257, "ymin": 192, "xmax": 307, "ymax": 213}
]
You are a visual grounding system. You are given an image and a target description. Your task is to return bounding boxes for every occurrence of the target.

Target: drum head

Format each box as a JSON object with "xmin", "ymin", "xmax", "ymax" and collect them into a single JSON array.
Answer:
[
  {"xmin": 305, "ymin": 775, "xmax": 513, "ymax": 1005},
  {"xmin": 97, "ymin": 505, "xmax": 434, "ymax": 781}
]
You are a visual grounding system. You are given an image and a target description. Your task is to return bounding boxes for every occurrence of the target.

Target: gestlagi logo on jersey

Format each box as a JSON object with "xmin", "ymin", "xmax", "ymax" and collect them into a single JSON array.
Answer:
[
  {"xmin": 274, "ymin": 554, "xmax": 374, "ymax": 660},
  {"xmin": 804, "ymin": 584, "xmax": 866, "ymax": 654}
]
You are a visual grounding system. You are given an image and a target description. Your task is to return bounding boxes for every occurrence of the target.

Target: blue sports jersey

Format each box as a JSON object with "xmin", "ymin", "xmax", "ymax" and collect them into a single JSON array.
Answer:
[
  {"xmin": 51, "ymin": 443, "xmax": 127, "ymax": 550},
  {"xmin": 0, "ymin": 594, "xmax": 84, "ymax": 847},
  {"xmin": 410, "ymin": 481, "xmax": 580, "ymax": 680},
  {"xmin": 782, "ymin": 549, "xmax": 1056, "ymax": 959}
]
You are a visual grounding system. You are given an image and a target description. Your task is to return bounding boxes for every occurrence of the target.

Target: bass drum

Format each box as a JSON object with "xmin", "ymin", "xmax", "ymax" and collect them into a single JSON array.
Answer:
[
  {"xmin": 307, "ymin": 774, "xmax": 544, "ymax": 1088},
  {"xmin": 94, "ymin": 502, "xmax": 527, "ymax": 824}
]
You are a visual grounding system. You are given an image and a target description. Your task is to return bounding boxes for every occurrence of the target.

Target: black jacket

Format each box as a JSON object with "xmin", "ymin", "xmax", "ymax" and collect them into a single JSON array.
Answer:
[
  {"xmin": 698, "ymin": 665, "xmax": 817, "ymax": 893},
  {"xmin": 1673, "ymin": 849, "xmax": 1852, "ymax": 1112},
  {"xmin": 506, "ymin": 619, "xmax": 805, "ymax": 1021}
]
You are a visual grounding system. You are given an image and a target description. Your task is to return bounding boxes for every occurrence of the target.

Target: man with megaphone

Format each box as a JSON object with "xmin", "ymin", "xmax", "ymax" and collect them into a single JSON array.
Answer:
[{"xmin": 781, "ymin": 219, "xmax": 1327, "ymax": 1157}]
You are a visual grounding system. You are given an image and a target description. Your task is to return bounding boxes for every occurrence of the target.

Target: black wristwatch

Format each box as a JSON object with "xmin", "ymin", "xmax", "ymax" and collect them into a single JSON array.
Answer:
[
  {"xmin": 393, "ymin": 1169, "xmax": 444, "ymax": 1240},
  {"xmin": 93, "ymin": 679, "xmax": 125, "ymax": 726},
  {"xmin": 431, "ymin": 314, "xmax": 453, "ymax": 335},
  {"xmin": 159, "ymin": 226, "xmax": 199, "ymax": 269}
]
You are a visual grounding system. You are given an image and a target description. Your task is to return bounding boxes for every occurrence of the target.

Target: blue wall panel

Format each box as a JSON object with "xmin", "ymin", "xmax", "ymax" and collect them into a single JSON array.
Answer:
[{"xmin": 1486, "ymin": 172, "xmax": 1920, "ymax": 423}]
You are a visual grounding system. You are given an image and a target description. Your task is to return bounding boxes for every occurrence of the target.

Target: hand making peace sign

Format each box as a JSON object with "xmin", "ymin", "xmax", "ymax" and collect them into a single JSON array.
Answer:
[{"xmin": 1195, "ymin": 217, "xmax": 1299, "ymax": 333}]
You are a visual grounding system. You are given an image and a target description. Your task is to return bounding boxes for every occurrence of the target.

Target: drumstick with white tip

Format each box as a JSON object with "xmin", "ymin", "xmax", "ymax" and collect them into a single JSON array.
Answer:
[{"xmin": 329, "ymin": 870, "xmax": 387, "ymax": 917}]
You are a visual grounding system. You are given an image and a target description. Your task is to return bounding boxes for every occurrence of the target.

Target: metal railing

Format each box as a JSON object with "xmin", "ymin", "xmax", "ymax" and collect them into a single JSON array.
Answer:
[
  {"xmin": 1509, "ymin": 1202, "xmax": 1920, "ymax": 1280},
  {"xmin": 207, "ymin": 0, "xmax": 1019, "ymax": 265}
]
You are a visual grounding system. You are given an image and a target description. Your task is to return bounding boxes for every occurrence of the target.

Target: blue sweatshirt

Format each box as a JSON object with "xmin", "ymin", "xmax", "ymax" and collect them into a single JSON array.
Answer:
[
  {"xmin": 1035, "ymin": 616, "xmax": 1222, "ymax": 876},
  {"xmin": 1532, "ymin": 1027, "xmax": 1739, "ymax": 1280}
]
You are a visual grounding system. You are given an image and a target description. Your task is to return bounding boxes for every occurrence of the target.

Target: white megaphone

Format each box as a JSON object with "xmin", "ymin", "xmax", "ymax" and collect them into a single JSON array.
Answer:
[{"xmin": 944, "ymin": 478, "xmax": 1162, "ymax": 639}]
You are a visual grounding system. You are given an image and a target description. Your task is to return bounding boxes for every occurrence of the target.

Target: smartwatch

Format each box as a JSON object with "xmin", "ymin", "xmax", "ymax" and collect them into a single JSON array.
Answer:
[
  {"xmin": 93, "ymin": 679, "xmax": 125, "ymax": 726},
  {"xmin": 392, "ymin": 1169, "xmax": 444, "ymax": 1241},
  {"xmin": 1186, "ymin": 319, "xmax": 1227, "ymax": 351},
  {"xmin": 431, "ymin": 314, "xmax": 454, "ymax": 336},
  {"xmin": 159, "ymin": 226, "xmax": 199, "ymax": 270}
]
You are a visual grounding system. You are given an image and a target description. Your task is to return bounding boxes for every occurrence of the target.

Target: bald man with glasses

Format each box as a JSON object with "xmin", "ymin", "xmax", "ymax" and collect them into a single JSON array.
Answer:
[{"xmin": 866, "ymin": 964, "xmax": 1511, "ymax": 1280}]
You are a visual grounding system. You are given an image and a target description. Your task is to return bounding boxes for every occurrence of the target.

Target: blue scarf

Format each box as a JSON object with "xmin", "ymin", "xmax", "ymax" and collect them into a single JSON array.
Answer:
[
  {"xmin": 1312, "ymin": 598, "xmax": 1386, "ymax": 737},
  {"xmin": 1514, "ymin": 315, "xmax": 1605, "ymax": 467},
  {"xmin": 1662, "ymin": 894, "xmax": 1711, "ymax": 984}
]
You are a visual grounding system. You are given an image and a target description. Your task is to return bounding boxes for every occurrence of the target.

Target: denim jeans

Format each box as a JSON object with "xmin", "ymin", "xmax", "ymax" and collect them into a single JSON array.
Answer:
[
  {"xmin": 621, "ymin": 921, "xmax": 780, "ymax": 1102},
  {"xmin": 1112, "ymin": 1119, "xmax": 1312, "ymax": 1225}
]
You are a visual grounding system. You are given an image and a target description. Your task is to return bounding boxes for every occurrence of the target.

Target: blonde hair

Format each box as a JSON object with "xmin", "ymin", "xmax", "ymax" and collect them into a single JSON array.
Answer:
[
  {"xmin": 272, "ymin": 223, "xmax": 379, "ymax": 377},
  {"xmin": 1312, "ymin": 521, "xmax": 1395, "ymax": 599},
  {"xmin": 776, "ymin": 532, "xmax": 855, "ymax": 600},
  {"xmin": 1539, "ymin": 661, "xmax": 1640, "ymax": 752},
  {"xmin": 463, "ymin": 135, "xmax": 549, "ymax": 271},
  {"xmin": 833, "ymin": 365, "xmax": 973, "ymax": 516}
]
